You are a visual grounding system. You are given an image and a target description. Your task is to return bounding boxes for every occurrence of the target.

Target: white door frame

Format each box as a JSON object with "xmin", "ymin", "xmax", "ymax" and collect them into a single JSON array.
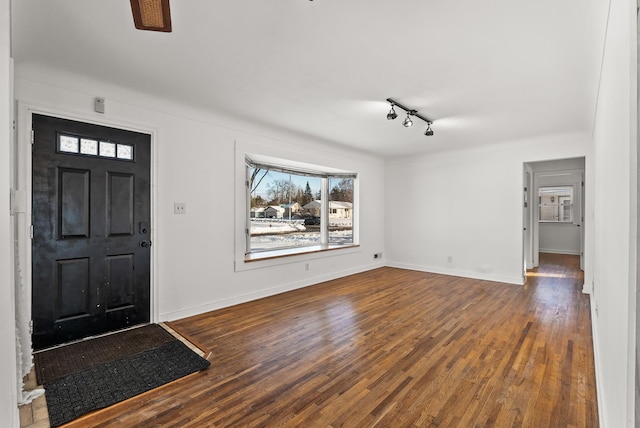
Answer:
[
  {"xmin": 13, "ymin": 101, "xmax": 159, "ymax": 370},
  {"xmin": 522, "ymin": 164, "xmax": 534, "ymax": 272},
  {"xmin": 523, "ymin": 159, "xmax": 585, "ymax": 274}
]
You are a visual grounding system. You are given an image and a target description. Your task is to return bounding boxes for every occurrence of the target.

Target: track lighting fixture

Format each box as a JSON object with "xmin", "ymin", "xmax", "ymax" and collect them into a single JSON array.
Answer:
[
  {"xmin": 424, "ymin": 123, "xmax": 434, "ymax": 136},
  {"xmin": 387, "ymin": 105, "xmax": 398, "ymax": 120},
  {"xmin": 402, "ymin": 112, "xmax": 413, "ymax": 127},
  {"xmin": 386, "ymin": 98, "xmax": 434, "ymax": 137}
]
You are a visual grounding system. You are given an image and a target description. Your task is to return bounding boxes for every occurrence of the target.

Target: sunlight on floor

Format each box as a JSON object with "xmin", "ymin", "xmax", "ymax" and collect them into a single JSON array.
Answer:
[{"xmin": 526, "ymin": 272, "xmax": 567, "ymax": 278}]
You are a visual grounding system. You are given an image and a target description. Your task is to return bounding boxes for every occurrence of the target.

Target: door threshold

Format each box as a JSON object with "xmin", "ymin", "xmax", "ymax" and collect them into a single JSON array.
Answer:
[{"xmin": 33, "ymin": 323, "xmax": 151, "ymax": 354}]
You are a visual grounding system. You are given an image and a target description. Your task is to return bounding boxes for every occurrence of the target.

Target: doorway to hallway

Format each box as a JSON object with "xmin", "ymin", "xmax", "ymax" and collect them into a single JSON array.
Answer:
[{"xmin": 523, "ymin": 157, "xmax": 585, "ymax": 277}]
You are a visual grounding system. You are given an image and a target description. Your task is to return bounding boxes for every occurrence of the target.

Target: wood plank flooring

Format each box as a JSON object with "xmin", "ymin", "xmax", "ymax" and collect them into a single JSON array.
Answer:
[{"xmin": 60, "ymin": 253, "xmax": 598, "ymax": 427}]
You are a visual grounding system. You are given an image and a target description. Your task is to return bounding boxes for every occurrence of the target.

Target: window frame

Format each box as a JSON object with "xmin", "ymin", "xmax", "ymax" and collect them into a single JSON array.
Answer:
[
  {"xmin": 538, "ymin": 185, "xmax": 574, "ymax": 223},
  {"xmin": 244, "ymin": 155, "xmax": 357, "ymax": 261}
]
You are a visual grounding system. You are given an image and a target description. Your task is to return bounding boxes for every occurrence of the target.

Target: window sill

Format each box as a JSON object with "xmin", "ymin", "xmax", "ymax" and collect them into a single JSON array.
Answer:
[{"xmin": 245, "ymin": 244, "xmax": 360, "ymax": 263}]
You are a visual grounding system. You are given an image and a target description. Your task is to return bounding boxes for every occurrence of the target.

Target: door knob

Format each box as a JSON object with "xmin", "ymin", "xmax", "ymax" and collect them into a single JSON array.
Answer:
[{"xmin": 139, "ymin": 241, "xmax": 152, "ymax": 248}]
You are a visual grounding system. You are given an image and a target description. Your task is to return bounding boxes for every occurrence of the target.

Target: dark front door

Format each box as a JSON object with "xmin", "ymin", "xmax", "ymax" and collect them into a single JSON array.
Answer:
[{"xmin": 31, "ymin": 114, "xmax": 151, "ymax": 350}]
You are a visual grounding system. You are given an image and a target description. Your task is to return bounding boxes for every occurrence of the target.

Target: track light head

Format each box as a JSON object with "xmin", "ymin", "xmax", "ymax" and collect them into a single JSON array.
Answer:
[
  {"xmin": 403, "ymin": 112, "xmax": 413, "ymax": 127},
  {"xmin": 424, "ymin": 123, "xmax": 434, "ymax": 136},
  {"xmin": 387, "ymin": 105, "xmax": 398, "ymax": 120}
]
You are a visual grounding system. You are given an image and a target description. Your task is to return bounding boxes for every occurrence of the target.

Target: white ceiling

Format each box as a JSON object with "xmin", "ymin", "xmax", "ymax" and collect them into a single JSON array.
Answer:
[{"xmin": 11, "ymin": 0, "xmax": 608, "ymax": 157}]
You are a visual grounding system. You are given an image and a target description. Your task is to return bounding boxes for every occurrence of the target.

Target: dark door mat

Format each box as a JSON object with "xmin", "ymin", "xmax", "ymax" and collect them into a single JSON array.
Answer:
[
  {"xmin": 44, "ymin": 340, "xmax": 210, "ymax": 427},
  {"xmin": 34, "ymin": 324, "xmax": 176, "ymax": 385}
]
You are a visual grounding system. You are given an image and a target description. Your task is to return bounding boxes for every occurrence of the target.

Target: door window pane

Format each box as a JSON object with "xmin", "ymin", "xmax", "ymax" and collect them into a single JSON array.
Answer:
[
  {"xmin": 100, "ymin": 141, "xmax": 117, "ymax": 158},
  {"xmin": 117, "ymin": 144, "xmax": 133, "ymax": 160},
  {"xmin": 59, "ymin": 135, "xmax": 79, "ymax": 153},
  {"xmin": 80, "ymin": 138, "xmax": 98, "ymax": 155}
]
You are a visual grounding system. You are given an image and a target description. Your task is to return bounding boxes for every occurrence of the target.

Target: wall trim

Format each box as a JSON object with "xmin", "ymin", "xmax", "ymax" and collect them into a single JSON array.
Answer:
[
  {"xmin": 590, "ymin": 293, "xmax": 606, "ymax": 428},
  {"xmin": 159, "ymin": 263, "xmax": 382, "ymax": 321},
  {"xmin": 539, "ymin": 248, "xmax": 581, "ymax": 255},
  {"xmin": 385, "ymin": 261, "xmax": 525, "ymax": 285}
]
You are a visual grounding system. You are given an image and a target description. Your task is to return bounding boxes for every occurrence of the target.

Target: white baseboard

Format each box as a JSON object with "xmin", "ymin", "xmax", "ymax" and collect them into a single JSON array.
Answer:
[
  {"xmin": 384, "ymin": 261, "xmax": 524, "ymax": 285},
  {"xmin": 589, "ymin": 294, "xmax": 605, "ymax": 428},
  {"xmin": 539, "ymin": 248, "xmax": 581, "ymax": 255},
  {"xmin": 160, "ymin": 262, "xmax": 382, "ymax": 321}
]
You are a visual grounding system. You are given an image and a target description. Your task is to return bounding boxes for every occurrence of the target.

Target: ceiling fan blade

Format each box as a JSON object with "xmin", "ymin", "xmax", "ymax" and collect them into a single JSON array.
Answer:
[{"xmin": 130, "ymin": 0, "xmax": 172, "ymax": 32}]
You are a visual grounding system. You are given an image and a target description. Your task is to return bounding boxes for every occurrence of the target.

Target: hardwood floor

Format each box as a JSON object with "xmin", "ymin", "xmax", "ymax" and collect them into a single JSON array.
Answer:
[{"xmin": 63, "ymin": 253, "xmax": 598, "ymax": 427}]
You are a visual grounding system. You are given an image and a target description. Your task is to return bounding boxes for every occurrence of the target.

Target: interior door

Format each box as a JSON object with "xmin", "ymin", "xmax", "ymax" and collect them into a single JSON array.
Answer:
[{"xmin": 31, "ymin": 114, "xmax": 151, "ymax": 350}]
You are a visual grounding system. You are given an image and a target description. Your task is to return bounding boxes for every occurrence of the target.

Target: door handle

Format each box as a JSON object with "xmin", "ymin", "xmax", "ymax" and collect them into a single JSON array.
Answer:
[{"xmin": 139, "ymin": 241, "xmax": 152, "ymax": 248}]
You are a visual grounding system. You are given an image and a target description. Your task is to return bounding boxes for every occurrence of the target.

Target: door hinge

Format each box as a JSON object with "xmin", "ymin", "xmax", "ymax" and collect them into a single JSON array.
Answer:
[
  {"xmin": 30, "ymin": 225, "xmax": 34, "ymax": 239},
  {"xmin": 29, "ymin": 320, "xmax": 33, "ymax": 335},
  {"xmin": 246, "ymin": 228, "xmax": 249, "ymax": 235},
  {"xmin": 30, "ymin": 129, "xmax": 34, "ymax": 145},
  {"xmin": 245, "ymin": 180, "xmax": 250, "ymax": 188}
]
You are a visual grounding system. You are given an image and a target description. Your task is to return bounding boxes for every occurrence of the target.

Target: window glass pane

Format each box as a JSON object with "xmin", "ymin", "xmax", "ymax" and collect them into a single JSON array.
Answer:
[
  {"xmin": 99, "ymin": 141, "xmax": 116, "ymax": 157},
  {"xmin": 80, "ymin": 138, "xmax": 98, "ymax": 155},
  {"xmin": 248, "ymin": 167, "xmax": 322, "ymax": 253},
  {"xmin": 117, "ymin": 144, "xmax": 133, "ymax": 160},
  {"xmin": 59, "ymin": 135, "xmax": 79, "ymax": 153},
  {"xmin": 539, "ymin": 186, "xmax": 573, "ymax": 222},
  {"xmin": 328, "ymin": 178, "xmax": 354, "ymax": 244}
]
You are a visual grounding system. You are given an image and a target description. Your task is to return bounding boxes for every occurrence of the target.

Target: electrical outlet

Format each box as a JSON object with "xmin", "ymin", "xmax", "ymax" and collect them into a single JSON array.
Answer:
[
  {"xmin": 374, "ymin": 252, "xmax": 382, "ymax": 259},
  {"xmin": 447, "ymin": 256, "xmax": 453, "ymax": 263},
  {"xmin": 174, "ymin": 202, "xmax": 186, "ymax": 214},
  {"xmin": 305, "ymin": 263, "xmax": 310, "ymax": 271}
]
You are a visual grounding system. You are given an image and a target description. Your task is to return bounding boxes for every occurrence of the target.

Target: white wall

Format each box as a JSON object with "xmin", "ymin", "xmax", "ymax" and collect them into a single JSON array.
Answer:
[
  {"xmin": 539, "ymin": 223, "xmax": 581, "ymax": 254},
  {"xmin": 385, "ymin": 133, "xmax": 590, "ymax": 285},
  {"xmin": 1, "ymin": 0, "xmax": 19, "ymax": 424},
  {"xmin": 13, "ymin": 68, "xmax": 386, "ymax": 326},
  {"xmin": 591, "ymin": 0, "xmax": 637, "ymax": 426}
]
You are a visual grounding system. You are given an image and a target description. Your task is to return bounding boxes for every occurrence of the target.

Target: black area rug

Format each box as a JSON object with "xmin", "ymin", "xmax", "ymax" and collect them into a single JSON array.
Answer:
[
  {"xmin": 40, "ymin": 330, "xmax": 210, "ymax": 427},
  {"xmin": 34, "ymin": 324, "xmax": 176, "ymax": 385}
]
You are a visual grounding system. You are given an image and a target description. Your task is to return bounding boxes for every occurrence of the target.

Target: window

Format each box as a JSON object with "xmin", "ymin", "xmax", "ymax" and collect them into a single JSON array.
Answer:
[
  {"xmin": 539, "ymin": 186, "xmax": 573, "ymax": 222},
  {"xmin": 245, "ymin": 156, "xmax": 357, "ymax": 258},
  {"xmin": 328, "ymin": 177, "xmax": 353, "ymax": 245},
  {"xmin": 57, "ymin": 133, "xmax": 134, "ymax": 161}
]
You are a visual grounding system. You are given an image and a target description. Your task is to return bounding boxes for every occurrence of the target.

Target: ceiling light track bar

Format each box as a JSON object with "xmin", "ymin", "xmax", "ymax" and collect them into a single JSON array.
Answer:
[{"xmin": 386, "ymin": 98, "xmax": 433, "ymax": 124}]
